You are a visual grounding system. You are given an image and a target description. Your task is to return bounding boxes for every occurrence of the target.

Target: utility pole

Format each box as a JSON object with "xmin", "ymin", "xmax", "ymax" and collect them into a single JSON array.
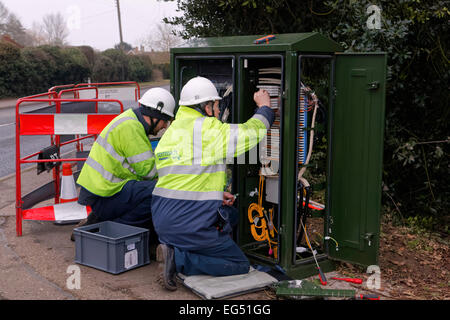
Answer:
[
  {"xmin": 115, "ymin": 0, "xmax": 125, "ymax": 80},
  {"xmin": 115, "ymin": 0, "xmax": 124, "ymax": 51}
]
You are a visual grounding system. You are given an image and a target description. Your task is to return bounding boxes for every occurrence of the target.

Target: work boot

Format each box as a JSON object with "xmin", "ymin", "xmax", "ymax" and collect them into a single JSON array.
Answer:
[
  {"xmin": 70, "ymin": 212, "xmax": 100, "ymax": 241},
  {"xmin": 156, "ymin": 244, "xmax": 177, "ymax": 291},
  {"xmin": 149, "ymin": 243, "xmax": 159, "ymax": 261}
]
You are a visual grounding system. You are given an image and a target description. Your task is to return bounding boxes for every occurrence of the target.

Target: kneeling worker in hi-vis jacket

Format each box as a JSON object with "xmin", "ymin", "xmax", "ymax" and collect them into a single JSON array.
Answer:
[
  {"xmin": 151, "ymin": 77, "xmax": 275, "ymax": 291},
  {"xmin": 72, "ymin": 88, "xmax": 176, "ymax": 245}
]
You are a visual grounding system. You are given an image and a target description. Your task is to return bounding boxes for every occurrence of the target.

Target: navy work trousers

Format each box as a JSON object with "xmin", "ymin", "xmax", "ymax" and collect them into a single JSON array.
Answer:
[
  {"xmin": 89, "ymin": 180, "xmax": 158, "ymax": 243},
  {"xmin": 173, "ymin": 205, "xmax": 250, "ymax": 277}
]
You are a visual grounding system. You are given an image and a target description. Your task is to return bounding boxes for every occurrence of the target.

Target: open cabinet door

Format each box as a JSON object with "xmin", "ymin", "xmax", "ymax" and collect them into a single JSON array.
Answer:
[{"xmin": 328, "ymin": 53, "xmax": 387, "ymax": 266}]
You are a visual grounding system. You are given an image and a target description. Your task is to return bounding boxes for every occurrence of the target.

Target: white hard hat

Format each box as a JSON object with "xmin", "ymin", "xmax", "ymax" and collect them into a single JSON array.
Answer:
[
  {"xmin": 139, "ymin": 87, "xmax": 175, "ymax": 119},
  {"xmin": 179, "ymin": 76, "xmax": 222, "ymax": 106}
]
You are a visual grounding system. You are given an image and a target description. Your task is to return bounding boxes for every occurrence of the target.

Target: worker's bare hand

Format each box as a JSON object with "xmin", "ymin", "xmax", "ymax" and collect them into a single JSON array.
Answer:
[
  {"xmin": 222, "ymin": 192, "xmax": 235, "ymax": 206},
  {"xmin": 274, "ymin": 96, "xmax": 281, "ymax": 116},
  {"xmin": 254, "ymin": 89, "xmax": 271, "ymax": 108}
]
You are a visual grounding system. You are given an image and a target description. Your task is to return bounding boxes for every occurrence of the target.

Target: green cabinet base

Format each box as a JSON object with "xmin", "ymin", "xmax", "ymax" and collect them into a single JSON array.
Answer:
[
  {"xmin": 286, "ymin": 259, "xmax": 335, "ymax": 280},
  {"xmin": 247, "ymin": 256, "xmax": 335, "ymax": 280}
]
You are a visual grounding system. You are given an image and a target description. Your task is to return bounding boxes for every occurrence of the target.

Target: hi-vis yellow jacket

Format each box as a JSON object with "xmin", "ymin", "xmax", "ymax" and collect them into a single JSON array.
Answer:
[
  {"xmin": 151, "ymin": 105, "xmax": 274, "ymax": 250},
  {"xmin": 152, "ymin": 105, "xmax": 272, "ymax": 200},
  {"xmin": 77, "ymin": 108, "xmax": 157, "ymax": 197}
]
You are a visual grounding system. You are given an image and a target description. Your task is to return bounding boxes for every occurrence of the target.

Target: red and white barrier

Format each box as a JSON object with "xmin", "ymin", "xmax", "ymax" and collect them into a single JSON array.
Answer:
[
  {"xmin": 18, "ymin": 113, "xmax": 117, "ymax": 135},
  {"xmin": 22, "ymin": 202, "xmax": 91, "ymax": 221}
]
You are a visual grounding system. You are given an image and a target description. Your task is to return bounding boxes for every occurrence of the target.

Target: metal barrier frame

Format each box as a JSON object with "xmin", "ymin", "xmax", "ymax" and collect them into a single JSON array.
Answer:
[
  {"xmin": 57, "ymin": 87, "xmax": 100, "ymax": 152},
  {"xmin": 74, "ymin": 81, "xmax": 141, "ymax": 101},
  {"xmin": 15, "ymin": 96, "xmax": 124, "ymax": 236}
]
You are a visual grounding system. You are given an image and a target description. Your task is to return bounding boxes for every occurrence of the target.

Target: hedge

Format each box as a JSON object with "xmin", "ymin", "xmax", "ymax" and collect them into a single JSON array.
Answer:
[{"xmin": 0, "ymin": 44, "xmax": 158, "ymax": 98}]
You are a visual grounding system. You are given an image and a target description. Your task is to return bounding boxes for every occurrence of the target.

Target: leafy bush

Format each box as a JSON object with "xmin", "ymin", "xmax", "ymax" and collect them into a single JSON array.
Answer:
[
  {"xmin": 0, "ymin": 42, "xmax": 27, "ymax": 96},
  {"xmin": 100, "ymin": 49, "xmax": 129, "ymax": 81},
  {"xmin": 37, "ymin": 45, "xmax": 69, "ymax": 85},
  {"xmin": 21, "ymin": 45, "xmax": 90, "ymax": 93},
  {"xmin": 21, "ymin": 46, "xmax": 56, "ymax": 93},
  {"xmin": 0, "ymin": 43, "xmax": 154, "ymax": 97},
  {"xmin": 92, "ymin": 54, "xmax": 115, "ymax": 83},
  {"xmin": 128, "ymin": 54, "xmax": 152, "ymax": 82},
  {"xmin": 153, "ymin": 63, "xmax": 170, "ymax": 79},
  {"xmin": 0, "ymin": 3, "xmax": 154, "ymax": 95},
  {"xmin": 92, "ymin": 50, "xmax": 155, "ymax": 83},
  {"xmin": 60, "ymin": 47, "xmax": 90, "ymax": 83},
  {"xmin": 77, "ymin": 46, "xmax": 95, "ymax": 66}
]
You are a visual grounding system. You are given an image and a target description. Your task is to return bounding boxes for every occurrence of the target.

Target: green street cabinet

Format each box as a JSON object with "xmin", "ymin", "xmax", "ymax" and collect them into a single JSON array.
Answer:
[{"xmin": 169, "ymin": 32, "xmax": 387, "ymax": 279}]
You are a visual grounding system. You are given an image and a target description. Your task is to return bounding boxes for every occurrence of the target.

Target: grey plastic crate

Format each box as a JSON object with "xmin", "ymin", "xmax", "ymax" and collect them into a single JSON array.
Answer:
[{"xmin": 73, "ymin": 221, "xmax": 150, "ymax": 274}]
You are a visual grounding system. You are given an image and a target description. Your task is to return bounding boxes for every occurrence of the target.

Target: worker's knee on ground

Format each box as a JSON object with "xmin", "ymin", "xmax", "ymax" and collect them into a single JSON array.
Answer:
[
  {"xmin": 174, "ymin": 243, "xmax": 250, "ymax": 277},
  {"xmin": 216, "ymin": 260, "xmax": 250, "ymax": 277}
]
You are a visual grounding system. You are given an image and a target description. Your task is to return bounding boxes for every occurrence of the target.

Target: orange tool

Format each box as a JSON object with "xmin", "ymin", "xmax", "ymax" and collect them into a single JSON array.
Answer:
[
  {"xmin": 254, "ymin": 35, "xmax": 276, "ymax": 44},
  {"xmin": 331, "ymin": 277, "xmax": 363, "ymax": 284}
]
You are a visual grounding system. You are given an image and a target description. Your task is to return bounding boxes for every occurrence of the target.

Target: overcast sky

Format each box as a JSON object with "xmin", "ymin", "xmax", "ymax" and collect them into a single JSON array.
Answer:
[{"xmin": 2, "ymin": 0, "xmax": 181, "ymax": 50}]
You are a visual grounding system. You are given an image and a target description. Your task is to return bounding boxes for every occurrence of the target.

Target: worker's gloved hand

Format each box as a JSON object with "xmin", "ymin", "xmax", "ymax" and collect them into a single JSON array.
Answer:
[
  {"xmin": 254, "ymin": 89, "xmax": 271, "ymax": 108},
  {"xmin": 222, "ymin": 192, "xmax": 235, "ymax": 206}
]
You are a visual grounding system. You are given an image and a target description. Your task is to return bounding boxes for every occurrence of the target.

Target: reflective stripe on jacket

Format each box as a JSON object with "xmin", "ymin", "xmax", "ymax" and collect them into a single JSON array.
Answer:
[
  {"xmin": 77, "ymin": 108, "xmax": 157, "ymax": 197},
  {"xmin": 153, "ymin": 106, "xmax": 272, "ymax": 200}
]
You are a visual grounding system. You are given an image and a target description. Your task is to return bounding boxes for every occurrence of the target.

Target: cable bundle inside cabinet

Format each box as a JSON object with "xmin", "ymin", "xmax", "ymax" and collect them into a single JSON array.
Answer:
[{"xmin": 257, "ymin": 67, "xmax": 281, "ymax": 176}]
